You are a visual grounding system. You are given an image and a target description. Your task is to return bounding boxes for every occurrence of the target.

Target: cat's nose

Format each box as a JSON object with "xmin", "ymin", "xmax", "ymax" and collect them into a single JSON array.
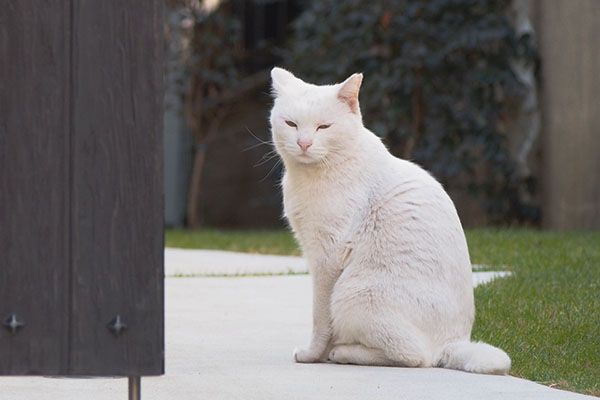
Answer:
[{"xmin": 297, "ymin": 139, "xmax": 312, "ymax": 152}]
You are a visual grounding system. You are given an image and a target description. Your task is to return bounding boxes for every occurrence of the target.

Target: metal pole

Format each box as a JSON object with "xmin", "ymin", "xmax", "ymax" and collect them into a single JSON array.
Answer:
[{"xmin": 128, "ymin": 376, "xmax": 141, "ymax": 400}]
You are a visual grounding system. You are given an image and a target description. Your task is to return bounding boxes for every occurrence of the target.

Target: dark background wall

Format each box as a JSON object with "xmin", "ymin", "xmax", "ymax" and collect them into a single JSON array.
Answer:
[{"xmin": 200, "ymin": 90, "xmax": 284, "ymax": 228}]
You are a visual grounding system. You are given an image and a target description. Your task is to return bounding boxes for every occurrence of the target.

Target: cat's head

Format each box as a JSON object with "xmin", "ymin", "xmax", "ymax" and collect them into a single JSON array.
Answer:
[{"xmin": 269, "ymin": 68, "xmax": 363, "ymax": 165}]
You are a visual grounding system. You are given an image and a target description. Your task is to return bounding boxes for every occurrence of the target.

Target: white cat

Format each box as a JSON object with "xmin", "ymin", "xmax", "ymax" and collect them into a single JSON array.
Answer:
[{"xmin": 269, "ymin": 67, "xmax": 511, "ymax": 375}]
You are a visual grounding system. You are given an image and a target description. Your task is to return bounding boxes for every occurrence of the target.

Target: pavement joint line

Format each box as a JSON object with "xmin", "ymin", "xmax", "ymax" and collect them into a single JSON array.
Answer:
[{"xmin": 164, "ymin": 248, "xmax": 512, "ymax": 286}]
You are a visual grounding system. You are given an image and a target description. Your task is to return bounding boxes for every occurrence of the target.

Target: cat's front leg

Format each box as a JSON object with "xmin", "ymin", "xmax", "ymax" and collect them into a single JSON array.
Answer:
[{"xmin": 294, "ymin": 265, "xmax": 338, "ymax": 363}]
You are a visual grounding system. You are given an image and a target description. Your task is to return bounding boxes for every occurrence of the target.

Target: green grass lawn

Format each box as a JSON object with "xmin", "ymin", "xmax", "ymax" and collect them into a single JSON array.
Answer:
[
  {"xmin": 468, "ymin": 230, "xmax": 600, "ymax": 397},
  {"xmin": 166, "ymin": 228, "xmax": 301, "ymax": 255},
  {"xmin": 165, "ymin": 228, "xmax": 600, "ymax": 396}
]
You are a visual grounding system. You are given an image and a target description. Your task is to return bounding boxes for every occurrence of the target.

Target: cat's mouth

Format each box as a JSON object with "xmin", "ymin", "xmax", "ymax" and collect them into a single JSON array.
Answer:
[{"xmin": 295, "ymin": 151, "xmax": 319, "ymax": 164}]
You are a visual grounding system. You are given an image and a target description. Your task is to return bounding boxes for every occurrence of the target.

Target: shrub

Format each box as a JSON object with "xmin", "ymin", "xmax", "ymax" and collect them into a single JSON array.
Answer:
[{"xmin": 285, "ymin": 0, "xmax": 538, "ymax": 223}]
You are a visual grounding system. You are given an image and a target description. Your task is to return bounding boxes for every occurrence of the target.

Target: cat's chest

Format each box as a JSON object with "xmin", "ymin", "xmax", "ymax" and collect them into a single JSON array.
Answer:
[
  {"xmin": 285, "ymin": 190, "xmax": 350, "ymax": 226},
  {"xmin": 282, "ymin": 177, "xmax": 365, "ymax": 248}
]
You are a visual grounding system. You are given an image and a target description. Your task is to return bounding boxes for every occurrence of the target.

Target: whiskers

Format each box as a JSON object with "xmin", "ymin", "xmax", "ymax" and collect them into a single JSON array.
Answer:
[
  {"xmin": 254, "ymin": 149, "xmax": 279, "ymax": 167},
  {"xmin": 319, "ymin": 156, "xmax": 333, "ymax": 170},
  {"xmin": 259, "ymin": 157, "xmax": 283, "ymax": 183},
  {"xmin": 318, "ymin": 143, "xmax": 347, "ymax": 171},
  {"xmin": 244, "ymin": 127, "xmax": 283, "ymax": 183},
  {"xmin": 243, "ymin": 127, "xmax": 274, "ymax": 152}
]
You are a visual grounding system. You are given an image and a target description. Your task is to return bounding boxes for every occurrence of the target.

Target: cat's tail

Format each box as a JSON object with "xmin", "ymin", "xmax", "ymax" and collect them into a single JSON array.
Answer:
[{"xmin": 436, "ymin": 341, "xmax": 511, "ymax": 375}]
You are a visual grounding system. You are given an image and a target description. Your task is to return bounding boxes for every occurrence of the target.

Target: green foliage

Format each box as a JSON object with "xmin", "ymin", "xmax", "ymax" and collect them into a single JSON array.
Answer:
[
  {"xmin": 190, "ymin": 2, "xmax": 244, "ymax": 91},
  {"xmin": 189, "ymin": 0, "xmax": 285, "ymax": 96},
  {"xmin": 285, "ymin": 0, "xmax": 537, "ymax": 222}
]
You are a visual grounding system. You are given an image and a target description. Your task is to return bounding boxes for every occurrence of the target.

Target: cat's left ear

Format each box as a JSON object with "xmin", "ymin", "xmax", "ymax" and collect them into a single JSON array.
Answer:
[
  {"xmin": 338, "ymin": 73, "xmax": 363, "ymax": 114},
  {"xmin": 271, "ymin": 67, "xmax": 302, "ymax": 97}
]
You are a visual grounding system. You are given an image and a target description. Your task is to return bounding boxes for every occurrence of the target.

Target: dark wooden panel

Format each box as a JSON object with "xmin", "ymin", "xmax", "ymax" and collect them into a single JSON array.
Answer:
[
  {"xmin": 69, "ymin": 1, "xmax": 164, "ymax": 375},
  {"xmin": 539, "ymin": 1, "xmax": 600, "ymax": 229},
  {"xmin": 0, "ymin": 1, "xmax": 70, "ymax": 374}
]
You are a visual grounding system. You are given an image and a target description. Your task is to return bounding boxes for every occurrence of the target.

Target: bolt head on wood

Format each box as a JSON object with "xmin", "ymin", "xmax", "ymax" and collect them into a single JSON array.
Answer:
[
  {"xmin": 3, "ymin": 314, "xmax": 25, "ymax": 334},
  {"xmin": 107, "ymin": 315, "xmax": 128, "ymax": 337}
]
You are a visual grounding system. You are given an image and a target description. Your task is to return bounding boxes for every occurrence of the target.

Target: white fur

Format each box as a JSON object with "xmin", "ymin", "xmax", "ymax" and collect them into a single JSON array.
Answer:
[{"xmin": 269, "ymin": 67, "xmax": 511, "ymax": 375}]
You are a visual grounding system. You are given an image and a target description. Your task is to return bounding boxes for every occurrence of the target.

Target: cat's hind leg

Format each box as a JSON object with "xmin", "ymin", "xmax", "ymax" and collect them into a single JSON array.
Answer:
[
  {"xmin": 328, "ymin": 344, "xmax": 393, "ymax": 366},
  {"xmin": 330, "ymin": 267, "xmax": 435, "ymax": 367},
  {"xmin": 333, "ymin": 314, "xmax": 434, "ymax": 367},
  {"xmin": 361, "ymin": 320, "xmax": 435, "ymax": 368}
]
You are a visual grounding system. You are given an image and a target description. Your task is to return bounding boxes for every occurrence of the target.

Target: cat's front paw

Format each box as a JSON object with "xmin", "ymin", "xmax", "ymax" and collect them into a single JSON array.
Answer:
[{"xmin": 293, "ymin": 347, "xmax": 322, "ymax": 363}]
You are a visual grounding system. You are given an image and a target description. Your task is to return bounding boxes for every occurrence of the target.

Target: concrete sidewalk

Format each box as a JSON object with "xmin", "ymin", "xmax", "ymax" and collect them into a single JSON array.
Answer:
[
  {"xmin": 1, "ymin": 252, "xmax": 594, "ymax": 399},
  {"xmin": 165, "ymin": 248, "xmax": 308, "ymax": 276}
]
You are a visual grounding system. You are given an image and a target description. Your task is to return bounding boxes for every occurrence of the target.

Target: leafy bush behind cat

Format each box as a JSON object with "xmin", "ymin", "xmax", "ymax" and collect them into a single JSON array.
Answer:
[{"xmin": 284, "ymin": 0, "xmax": 538, "ymax": 223}]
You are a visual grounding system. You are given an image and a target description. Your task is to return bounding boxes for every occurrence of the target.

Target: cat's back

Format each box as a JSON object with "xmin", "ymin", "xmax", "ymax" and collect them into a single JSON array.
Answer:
[
  {"xmin": 335, "ymin": 154, "xmax": 474, "ymax": 334},
  {"xmin": 352, "ymin": 153, "xmax": 471, "ymax": 280},
  {"xmin": 381, "ymin": 156, "xmax": 461, "ymax": 227}
]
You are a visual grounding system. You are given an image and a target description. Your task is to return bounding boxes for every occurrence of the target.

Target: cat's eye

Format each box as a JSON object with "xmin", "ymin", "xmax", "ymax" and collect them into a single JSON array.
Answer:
[
  {"xmin": 285, "ymin": 120, "xmax": 297, "ymax": 128},
  {"xmin": 317, "ymin": 124, "xmax": 332, "ymax": 130}
]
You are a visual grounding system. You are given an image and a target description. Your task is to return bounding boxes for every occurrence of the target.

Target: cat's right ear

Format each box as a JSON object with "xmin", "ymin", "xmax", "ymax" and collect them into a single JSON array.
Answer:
[
  {"xmin": 271, "ymin": 67, "xmax": 298, "ymax": 97},
  {"xmin": 338, "ymin": 73, "xmax": 363, "ymax": 114}
]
